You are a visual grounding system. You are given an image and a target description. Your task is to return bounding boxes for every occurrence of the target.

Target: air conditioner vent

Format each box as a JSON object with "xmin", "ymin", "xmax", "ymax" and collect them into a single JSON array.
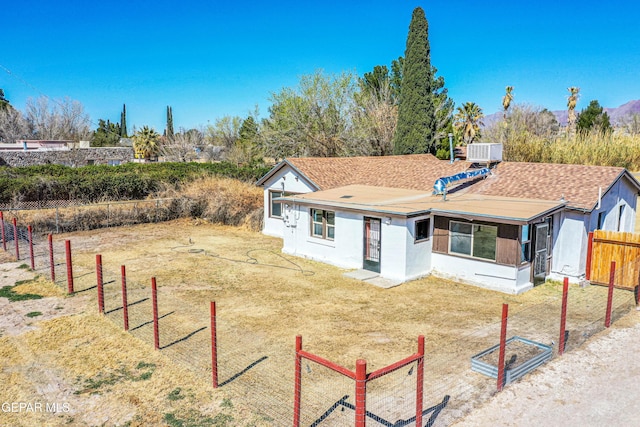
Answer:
[{"xmin": 466, "ymin": 143, "xmax": 503, "ymax": 163}]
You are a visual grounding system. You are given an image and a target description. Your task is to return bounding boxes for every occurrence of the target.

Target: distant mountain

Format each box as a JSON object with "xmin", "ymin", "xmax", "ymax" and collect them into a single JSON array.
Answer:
[{"xmin": 481, "ymin": 100, "xmax": 640, "ymax": 128}]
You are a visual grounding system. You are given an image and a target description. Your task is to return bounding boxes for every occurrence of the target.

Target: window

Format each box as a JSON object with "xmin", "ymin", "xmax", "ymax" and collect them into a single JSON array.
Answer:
[
  {"xmin": 449, "ymin": 221, "xmax": 497, "ymax": 261},
  {"xmin": 521, "ymin": 224, "xmax": 531, "ymax": 263},
  {"xmin": 311, "ymin": 209, "xmax": 335, "ymax": 240},
  {"xmin": 415, "ymin": 218, "xmax": 431, "ymax": 242},
  {"xmin": 269, "ymin": 191, "xmax": 284, "ymax": 218},
  {"xmin": 269, "ymin": 190, "xmax": 298, "ymax": 218},
  {"xmin": 597, "ymin": 212, "xmax": 606, "ymax": 230},
  {"xmin": 107, "ymin": 160, "xmax": 121, "ymax": 166},
  {"xmin": 618, "ymin": 204, "xmax": 625, "ymax": 231}
]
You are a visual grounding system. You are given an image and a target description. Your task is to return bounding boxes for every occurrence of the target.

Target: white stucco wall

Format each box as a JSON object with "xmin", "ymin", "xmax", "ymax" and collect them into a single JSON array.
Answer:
[
  {"xmin": 260, "ymin": 166, "xmax": 316, "ymax": 238},
  {"xmin": 280, "ymin": 208, "xmax": 433, "ymax": 282},
  {"xmin": 551, "ymin": 176, "xmax": 639, "ymax": 281},
  {"xmin": 431, "ymin": 253, "xmax": 529, "ymax": 294}
]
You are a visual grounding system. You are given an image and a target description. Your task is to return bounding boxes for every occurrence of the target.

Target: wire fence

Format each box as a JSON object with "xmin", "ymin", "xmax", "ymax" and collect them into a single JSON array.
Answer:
[{"xmin": 2, "ymin": 214, "xmax": 639, "ymax": 426}]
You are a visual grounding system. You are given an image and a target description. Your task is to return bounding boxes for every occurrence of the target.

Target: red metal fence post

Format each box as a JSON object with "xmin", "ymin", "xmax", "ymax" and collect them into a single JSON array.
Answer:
[
  {"xmin": 152, "ymin": 277, "xmax": 159, "ymax": 350},
  {"xmin": 585, "ymin": 231, "xmax": 594, "ymax": 281},
  {"xmin": 605, "ymin": 261, "xmax": 616, "ymax": 328},
  {"xmin": 0, "ymin": 211, "xmax": 6, "ymax": 251},
  {"xmin": 12, "ymin": 218, "xmax": 19, "ymax": 260},
  {"xmin": 96, "ymin": 254, "xmax": 104, "ymax": 314},
  {"xmin": 28, "ymin": 225, "xmax": 35, "ymax": 270},
  {"xmin": 558, "ymin": 277, "xmax": 569, "ymax": 356},
  {"xmin": 355, "ymin": 359, "xmax": 367, "ymax": 427},
  {"xmin": 210, "ymin": 301, "xmax": 218, "ymax": 388},
  {"xmin": 121, "ymin": 265, "xmax": 129, "ymax": 331},
  {"xmin": 48, "ymin": 234, "xmax": 55, "ymax": 282},
  {"xmin": 416, "ymin": 335, "xmax": 425, "ymax": 427},
  {"xmin": 65, "ymin": 240, "xmax": 74, "ymax": 294},
  {"xmin": 497, "ymin": 303, "xmax": 509, "ymax": 392},
  {"xmin": 294, "ymin": 335, "xmax": 302, "ymax": 427}
]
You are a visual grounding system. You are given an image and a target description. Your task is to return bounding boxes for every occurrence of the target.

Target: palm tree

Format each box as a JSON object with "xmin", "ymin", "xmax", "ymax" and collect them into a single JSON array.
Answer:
[
  {"xmin": 502, "ymin": 86, "xmax": 514, "ymax": 120},
  {"xmin": 454, "ymin": 102, "xmax": 484, "ymax": 144},
  {"xmin": 133, "ymin": 126, "xmax": 161, "ymax": 160},
  {"xmin": 567, "ymin": 87, "xmax": 580, "ymax": 137}
]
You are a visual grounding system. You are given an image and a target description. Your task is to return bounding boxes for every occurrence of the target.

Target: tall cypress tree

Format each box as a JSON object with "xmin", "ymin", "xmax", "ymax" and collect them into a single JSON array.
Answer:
[
  {"xmin": 393, "ymin": 7, "xmax": 435, "ymax": 154},
  {"xmin": 120, "ymin": 104, "xmax": 128, "ymax": 138},
  {"xmin": 166, "ymin": 106, "xmax": 174, "ymax": 141}
]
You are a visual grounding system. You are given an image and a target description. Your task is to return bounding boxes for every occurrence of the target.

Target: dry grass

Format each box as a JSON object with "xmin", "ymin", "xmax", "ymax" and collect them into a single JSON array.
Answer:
[
  {"xmin": 45, "ymin": 220, "xmax": 637, "ymax": 425},
  {"xmin": 5, "ymin": 220, "xmax": 640, "ymax": 426},
  {"xmin": 0, "ymin": 288, "xmax": 266, "ymax": 427},
  {"xmin": 503, "ymin": 130, "xmax": 640, "ymax": 170}
]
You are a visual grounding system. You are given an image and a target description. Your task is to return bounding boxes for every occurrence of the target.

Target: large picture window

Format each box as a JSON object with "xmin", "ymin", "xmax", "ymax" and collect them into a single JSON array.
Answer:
[
  {"xmin": 311, "ymin": 209, "xmax": 335, "ymax": 240},
  {"xmin": 449, "ymin": 221, "xmax": 497, "ymax": 261}
]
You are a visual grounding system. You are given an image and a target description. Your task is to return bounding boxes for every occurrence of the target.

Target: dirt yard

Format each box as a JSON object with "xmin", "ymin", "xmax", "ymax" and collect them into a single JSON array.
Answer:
[{"xmin": 1, "ymin": 219, "xmax": 638, "ymax": 426}]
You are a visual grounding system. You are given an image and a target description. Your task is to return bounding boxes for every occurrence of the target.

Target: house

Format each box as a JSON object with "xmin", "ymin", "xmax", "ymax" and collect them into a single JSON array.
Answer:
[{"xmin": 256, "ymin": 152, "xmax": 640, "ymax": 293}]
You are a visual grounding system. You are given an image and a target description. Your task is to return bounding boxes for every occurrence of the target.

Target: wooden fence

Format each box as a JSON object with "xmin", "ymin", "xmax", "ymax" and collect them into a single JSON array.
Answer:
[{"xmin": 587, "ymin": 230, "xmax": 640, "ymax": 290}]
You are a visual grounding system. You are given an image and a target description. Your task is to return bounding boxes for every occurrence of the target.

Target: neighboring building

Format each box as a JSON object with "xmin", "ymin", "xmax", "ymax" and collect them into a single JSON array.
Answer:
[
  {"xmin": 257, "ymin": 150, "xmax": 640, "ymax": 293},
  {"xmin": 0, "ymin": 140, "xmax": 133, "ymax": 167}
]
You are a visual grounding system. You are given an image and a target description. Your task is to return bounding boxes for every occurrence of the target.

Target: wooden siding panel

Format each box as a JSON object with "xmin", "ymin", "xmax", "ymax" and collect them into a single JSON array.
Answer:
[
  {"xmin": 496, "ymin": 224, "xmax": 519, "ymax": 266},
  {"xmin": 433, "ymin": 216, "xmax": 449, "ymax": 253}
]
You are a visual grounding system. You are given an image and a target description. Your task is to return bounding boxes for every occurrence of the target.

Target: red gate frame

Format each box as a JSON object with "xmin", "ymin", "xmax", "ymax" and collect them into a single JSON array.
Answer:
[{"xmin": 294, "ymin": 335, "xmax": 425, "ymax": 427}]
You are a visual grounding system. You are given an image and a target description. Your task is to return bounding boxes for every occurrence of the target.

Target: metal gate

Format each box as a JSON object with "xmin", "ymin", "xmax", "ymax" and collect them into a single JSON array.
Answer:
[{"xmin": 363, "ymin": 217, "xmax": 381, "ymax": 273}]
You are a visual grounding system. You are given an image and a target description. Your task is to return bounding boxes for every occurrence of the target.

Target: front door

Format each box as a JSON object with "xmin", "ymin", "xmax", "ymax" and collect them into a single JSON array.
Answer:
[
  {"xmin": 532, "ymin": 223, "xmax": 549, "ymax": 285},
  {"xmin": 363, "ymin": 217, "xmax": 381, "ymax": 273}
]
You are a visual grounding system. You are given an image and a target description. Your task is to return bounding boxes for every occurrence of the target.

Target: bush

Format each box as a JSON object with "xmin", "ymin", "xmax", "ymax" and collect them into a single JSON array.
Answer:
[{"xmin": 0, "ymin": 162, "xmax": 271, "ymax": 205}]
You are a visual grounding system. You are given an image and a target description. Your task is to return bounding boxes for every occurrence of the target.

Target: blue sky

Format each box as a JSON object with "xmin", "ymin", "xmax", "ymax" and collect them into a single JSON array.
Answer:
[{"xmin": 2, "ymin": 1, "xmax": 639, "ymax": 133}]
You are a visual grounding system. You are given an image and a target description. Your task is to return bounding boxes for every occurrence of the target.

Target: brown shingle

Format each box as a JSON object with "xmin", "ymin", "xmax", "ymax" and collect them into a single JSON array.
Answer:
[
  {"xmin": 287, "ymin": 154, "xmax": 471, "ymax": 191},
  {"xmin": 467, "ymin": 162, "xmax": 626, "ymax": 210}
]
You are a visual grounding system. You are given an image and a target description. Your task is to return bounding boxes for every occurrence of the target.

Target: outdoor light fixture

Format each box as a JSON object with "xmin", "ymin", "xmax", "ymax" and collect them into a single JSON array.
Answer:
[{"xmin": 385, "ymin": 217, "xmax": 391, "ymax": 225}]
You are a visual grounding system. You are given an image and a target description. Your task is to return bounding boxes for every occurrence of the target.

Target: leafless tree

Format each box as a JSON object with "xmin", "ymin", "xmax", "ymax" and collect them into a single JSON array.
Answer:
[
  {"xmin": 350, "ymin": 80, "xmax": 397, "ymax": 155},
  {"xmin": 619, "ymin": 113, "xmax": 640, "ymax": 135},
  {"xmin": 160, "ymin": 127, "xmax": 204, "ymax": 162},
  {"xmin": 25, "ymin": 96, "xmax": 92, "ymax": 141},
  {"xmin": 0, "ymin": 107, "xmax": 30, "ymax": 143}
]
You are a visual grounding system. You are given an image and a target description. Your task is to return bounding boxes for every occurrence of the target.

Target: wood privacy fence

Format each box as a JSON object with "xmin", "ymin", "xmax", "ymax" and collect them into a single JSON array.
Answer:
[{"xmin": 587, "ymin": 230, "xmax": 640, "ymax": 290}]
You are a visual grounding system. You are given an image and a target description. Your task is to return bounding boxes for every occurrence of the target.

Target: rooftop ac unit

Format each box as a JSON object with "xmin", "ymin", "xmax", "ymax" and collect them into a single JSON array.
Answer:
[{"xmin": 466, "ymin": 143, "xmax": 503, "ymax": 163}]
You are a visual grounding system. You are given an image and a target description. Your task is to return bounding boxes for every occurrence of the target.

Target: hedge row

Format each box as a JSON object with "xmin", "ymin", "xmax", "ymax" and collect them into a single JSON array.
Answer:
[{"xmin": 0, "ymin": 162, "xmax": 272, "ymax": 204}]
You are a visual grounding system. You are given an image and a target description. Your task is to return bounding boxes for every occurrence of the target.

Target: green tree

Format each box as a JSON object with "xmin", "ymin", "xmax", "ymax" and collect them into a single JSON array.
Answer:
[
  {"xmin": 227, "ymin": 116, "xmax": 263, "ymax": 165},
  {"xmin": 390, "ymin": 57, "xmax": 403, "ymax": 103},
  {"xmin": 454, "ymin": 102, "xmax": 484, "ymax": 144},
  {"xmin": 91, "ymin": 119, "xmax": 122, "ymax": 147},
  {"xmin": 362, "ymin": 65, "xmax": 390, "ymax": 101},
  {"xmin": 393, "ymin": 7, "xmax": 436, "ymax": 154},
  {"xmin": 133, "ymin": 126, "xmax": 161, "ymax": 160},
  {"xmin": 263, "ymin": 70, "xmax": 357, "ymax": 158},
  {"xmin": 577, "ymin": 100, "xmax": 611, "ymax": 133},
  {"xmin": 0, "ymin": 89, "xmax": 10, "ymax": 111},
  {"xmin": 166, "ymin": 106, "xmax": 174, "ymax": 141},
  {"xmin": 120, "ymin": 104, "xmax": 128, "ymax": 137}
]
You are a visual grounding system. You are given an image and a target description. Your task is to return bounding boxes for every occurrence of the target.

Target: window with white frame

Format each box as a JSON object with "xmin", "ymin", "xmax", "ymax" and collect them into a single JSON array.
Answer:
[
  {"xmin": 269, "ymin": 190, "xmax": 297, "ymax": 218},
  {"xmin": 521, "ymin": 224, "xmax": 531, "ymax": 263},
  {"xmin": 449, "ymin": 221, "xmax": 497, "ymax": 261},
  {"xmin": 269, "ymin": 191, "xmax": 284, "ymax": 218},
  {"xmin": 311, "ymin": 209, "xmax": 335, "ymax": 240}
]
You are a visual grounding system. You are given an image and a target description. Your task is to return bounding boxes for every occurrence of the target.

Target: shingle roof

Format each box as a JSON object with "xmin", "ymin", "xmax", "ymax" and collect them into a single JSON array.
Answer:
[
  {"xmin": 285, "ymin": 154, "xmax": 471, "ymax": 191},
  {"xmin": 257, "ymin": 154, "xmax": 640, "ymax": 213},
  {"xmin": 466, "ymin": 162, "xmax": 631, "ymax": 210}
]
